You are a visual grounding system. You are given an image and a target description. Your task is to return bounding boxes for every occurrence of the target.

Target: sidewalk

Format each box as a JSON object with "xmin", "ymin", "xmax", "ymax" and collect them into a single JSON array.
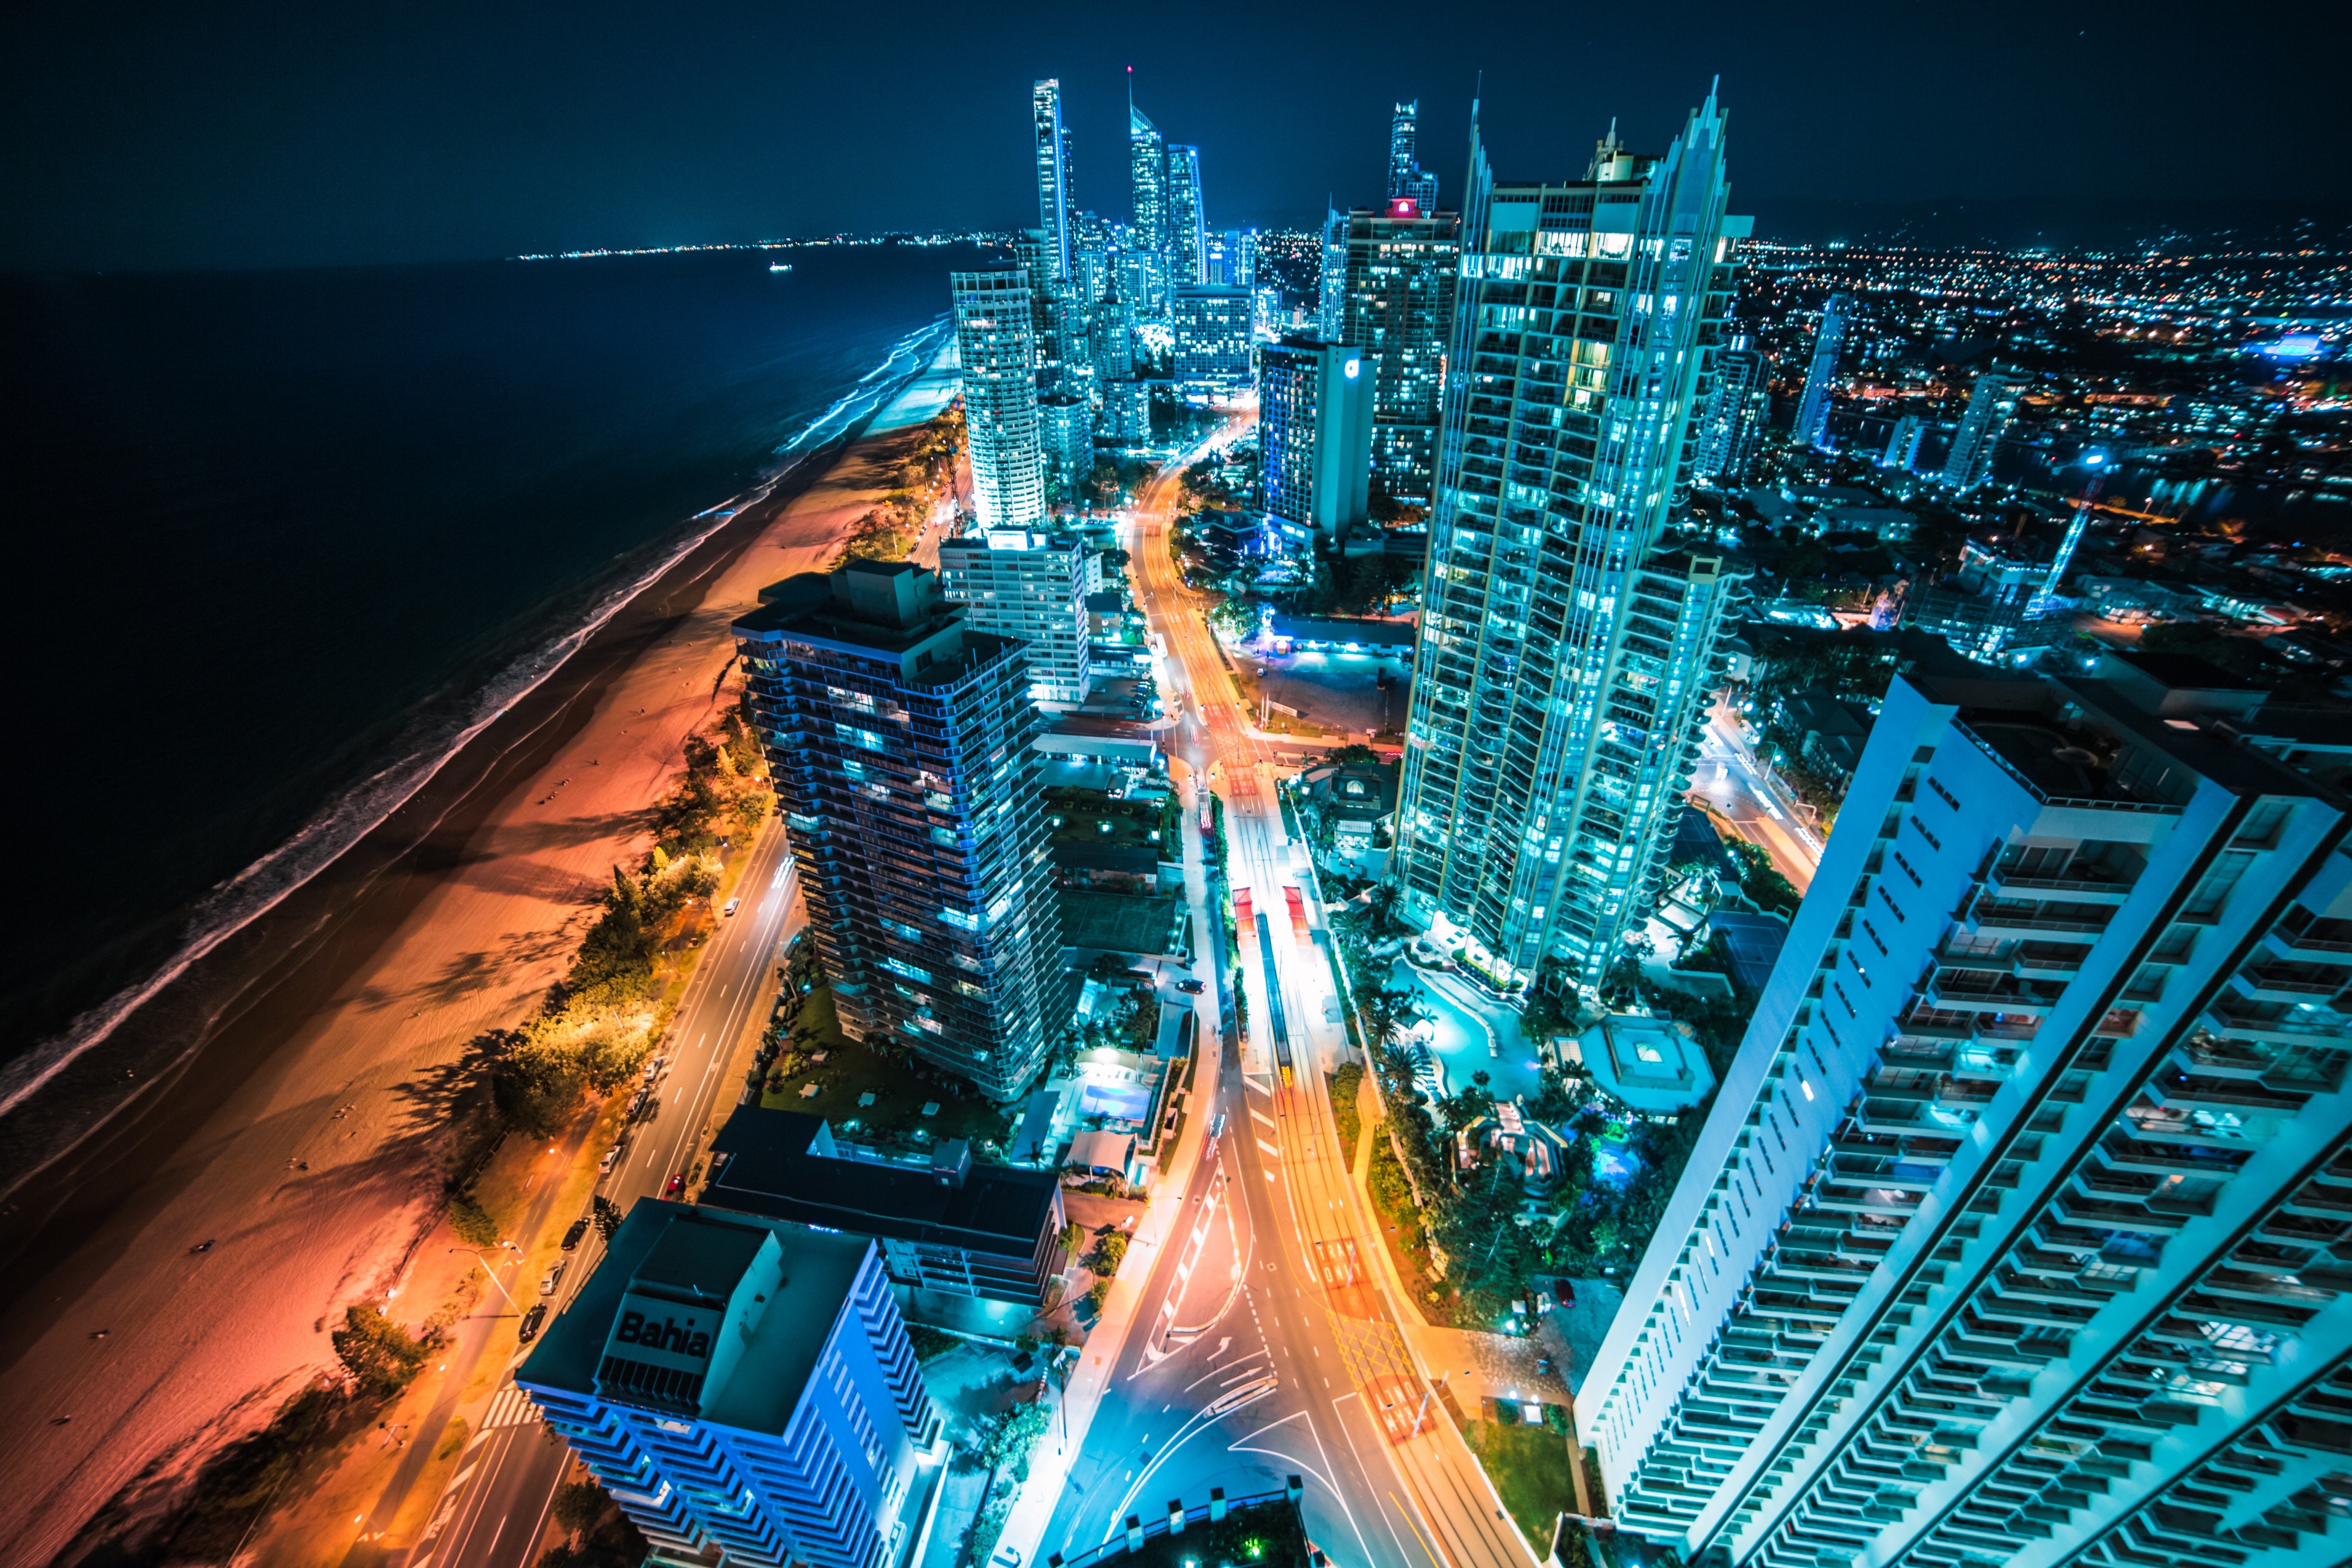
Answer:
[{"xmin": 995, "ymin": 774, "xmax": 1225, "ymax": 1568}]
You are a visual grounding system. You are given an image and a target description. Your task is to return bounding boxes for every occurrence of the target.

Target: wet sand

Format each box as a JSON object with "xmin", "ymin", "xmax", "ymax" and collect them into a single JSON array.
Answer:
[{"xmin": 0, "ymin": 364, "xmax": 958, "ymax": 1565}]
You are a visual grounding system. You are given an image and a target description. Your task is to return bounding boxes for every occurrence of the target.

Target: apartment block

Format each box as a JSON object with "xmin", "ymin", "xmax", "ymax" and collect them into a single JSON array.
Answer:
[
  {"xmin": 936, "ymin": 529, "xmax": 1090, "ymax": 706},
  {"xmin": 1585, "ymin": 657, "xmax": 2352, "ymax": 1568},
  {"xmin": 517, "ymin": 1201, "xmax": 940, "ymax": 1568}
]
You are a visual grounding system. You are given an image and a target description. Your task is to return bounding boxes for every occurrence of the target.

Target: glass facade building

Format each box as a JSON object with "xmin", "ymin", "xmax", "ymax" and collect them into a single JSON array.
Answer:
[
  {"xmin": 1795, "ymin": 293, "xmax": 1850, "ymax": 450},
  {"xmin": 1339, "ymin": 206, "xmax": 1460, "ymax": 502},
  {"xmin": 1170, "ymin": 284, "xmax": 1254, "ymax": 403},
  {"xmin": 1392, "ymin": 92, "xmax": 1753, "ymax": 991},
  {"xmin": 1259, "ymin": 335, "xmax": 1372, "ymax": 541},
  {"xmin": 1943, "ymin": 371, "xmax": 2023, "ymax": 492},
  {"xmin": 732, "ymin": 563, "xmax": 1064, "ymax": 1101},
  {"xmin": 950, "ymin": 268, "xmax": 1045, "ymax": 531},
  {"xmin": 1031, "ymin": 78, "xmax": 1073, "ymax": 282},
  {"xmin": 1166, "ymin": 144, "xmax": 1205, "ymax": 287}
]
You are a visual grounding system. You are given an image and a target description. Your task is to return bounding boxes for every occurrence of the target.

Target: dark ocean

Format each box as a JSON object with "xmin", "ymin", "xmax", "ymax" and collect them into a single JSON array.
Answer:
[{"xmin": 0, "ymin": 242, "xmax": 984, "ymax": 1094}]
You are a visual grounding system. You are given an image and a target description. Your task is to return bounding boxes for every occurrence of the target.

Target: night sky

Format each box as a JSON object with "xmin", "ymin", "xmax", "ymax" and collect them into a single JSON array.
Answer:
[{"xmin": 2, "ymin": 0, "xmax": 2341, "ymax": 272}]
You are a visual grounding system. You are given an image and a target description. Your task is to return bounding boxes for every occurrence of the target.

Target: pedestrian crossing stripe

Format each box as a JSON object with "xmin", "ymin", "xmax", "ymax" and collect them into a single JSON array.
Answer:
[
  {"xmin": 1257, "ymin": 1138, "xmax": 1281, "ymax": 1159},
  {"xmin": 481, "ymin": 1385, "xmax": 542, "ymax": 1430}
]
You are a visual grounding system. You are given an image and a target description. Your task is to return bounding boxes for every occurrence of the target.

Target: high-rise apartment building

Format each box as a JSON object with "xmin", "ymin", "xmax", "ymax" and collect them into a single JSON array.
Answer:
[
  {"xmin": 1127, "ymin": 99, "xmax": 1168, "ymax": 318},
  {"xmin": 1585, "ymin": 656, "xmax": 2352, "ymax": 1568},
  {"xmin": 1206, "ymin": 228, "xmax": 1257, "ymax": 289},
  {"xmin": 1166, "ymin": 144, "xmax": 1205, "ymax": 287},
  {"xmin": 1393, "ymin": 93, "xmax": 1753, "ymax": 991},
  {"xmin": 1170, "ymin": 284, "xmax": 1254, "ymax": 403},
  {"xmin": 1942, "ymin": 370, "xmax": 2023, "ymax": 492},
  {"xmin": 517, "ymin": 1201, "xmax": 940, "ymax": 1568},
  {"xmin": 950, "ymin": 269, "xmax": 1044, "ymax": 531},
  {"xmin": 1317, "ymin": 206, "xmax": 1348, "ymax": 340},
  {"xmin": 1387, "ymin": 99, "xmax": 1439, "ymax": 212},
  {"xmin": 733, "ymin": 563, "xmax": 1065, "ymax": 1099},
  {"xmin": 937, "ymin": 530, "xmax": 1091, "ymax": 705},
  {"xmin": 1037, "ymin": 396, "xmax": 1093, "ymax": 500},
  {"xmin": 1694, "ymin": 333, "xmax": 1770, "ymax": 488},
  {"xmin": 1090, "ymin": 271, "xmax": 1135, "ymax": 385},
  {"xmin": 1339, "ymin": 205, "xmax": 1459, "ymax": 502},
  {"xmin": 1259, "ymin": 336, "xmax": 1373, "ymax": 542},
  {"xmin": 1032, "ymin": 79, "xmax": 1074, "ymax": 282},
  {"xmin": 1885, "ymin": 412, "xmax": 1926, "ymax": 470},
  {"xmin": 1795, "ymin": 293, "xmax": 1850, "ymax": 450}
]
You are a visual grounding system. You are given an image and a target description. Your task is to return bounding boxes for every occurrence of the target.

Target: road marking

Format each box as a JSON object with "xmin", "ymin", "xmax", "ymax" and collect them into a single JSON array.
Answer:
[
  {"xmin": 1250, "ymin": 1106, "xmax": 1275, "ymax": 1129},
  {"xmin": 1257, "ymin": 1138, "xmax": 1281, "ymax": 1159}
]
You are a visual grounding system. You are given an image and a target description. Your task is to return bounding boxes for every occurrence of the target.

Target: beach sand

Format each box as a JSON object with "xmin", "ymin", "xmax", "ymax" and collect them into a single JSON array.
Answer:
[{"xmin": 0, "ymin": 355, "xmax": 961, "ymax": 1566}]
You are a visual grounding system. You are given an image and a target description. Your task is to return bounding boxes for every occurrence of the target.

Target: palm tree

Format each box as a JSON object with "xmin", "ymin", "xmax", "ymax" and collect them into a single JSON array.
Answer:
[{"xmin": 1365, "ymin": 882, "xmax": 1402, "ymax": 937}]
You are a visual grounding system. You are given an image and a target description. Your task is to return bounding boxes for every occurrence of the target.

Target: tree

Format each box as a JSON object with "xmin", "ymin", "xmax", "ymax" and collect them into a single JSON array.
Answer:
[
  {"xmin": 553, "ymin": 1481, "xmax": 606, "ymax": 1538},
  {"xmin": 449, "ymin": 1196, "xmax": 500, "ymax": 1248},
  {"xmin": 1364, "ymin": 882, "xmax": 1402, "ymax": 937},
  {"xmin": 332, "ymin": 1306, "xmax": 430, "ymax": 1399},
  {"xmin": 979, "ymin": 1402, "xmax": 1053, "ymax": 1477},
  {"xmin": 592, "ymin": 1195, "xmax": 624, "ymax": 1242}
]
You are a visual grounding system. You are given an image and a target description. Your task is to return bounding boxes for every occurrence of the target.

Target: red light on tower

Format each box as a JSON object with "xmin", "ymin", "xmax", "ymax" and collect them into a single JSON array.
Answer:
[{"xmin": 1387, "ymin": 198, "xmax": 1420, "ymax": 219}]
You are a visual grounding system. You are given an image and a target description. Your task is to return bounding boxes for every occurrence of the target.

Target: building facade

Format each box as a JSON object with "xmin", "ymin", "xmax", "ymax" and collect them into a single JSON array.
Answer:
[
  {"xmin": 1032, "ymin": 79, "xmax": 1074, "ymax": 282},
  {"xmin": 1317, "ymin": 205, "xmax": 1348, "ymax": 340},
  {"xmin": 1393, "ymin": 93, "xmax": 1753, "ymax": 992},
  {"xmin": 1884, "ymin": 412, "xmax": 1926, "ymax": 471},
  {"xmin": 1166, "ymin": 144, "xmax": 1205, "ymax": 287},
  {"xmin": 950, "ymin": 268, "xmax": 1045, "ymax": 531},
  {"xmin": 1695, "ymin": 333, "xmax": 1770, "ymax": 487},
  {"xmin": 1259, "ymin": 335, "xmax": 1373, "ymax": 541},
  {"xmin": 1387, "ymin": 99, "xmax": 1439, "ymax": 212},
  {"xmin": 733, "ymin": 563, "xmax": 1064, "ymax": 1099},
  {"xmin": 1037, "ymin": 395, "xmax": 1092, "ymax": 499},
  {"xmin": 1795, "ymin": 293, "xmax": 1850, "ymax": 451},
  {"xmin": 936, "ymin": 530, "xmax": 1091, "ymax": 706},
  {"xmin": 1171, "ymin": 284, "xmax": 1254, "ymax": 403},
  {"xmin": 1340, "ymin": 205, "xmax": 1459, "ymax": 502},
  {"xmin": 1127, "ymin": 101, "xmax": 1168, "ymax": 318},
  {"xmin": 517, "ymin": 1202, "xmax": 940, "ymax": 1568},
  {"xmin": 1585, "ymin": 661, "xmax": 2352, "ymax": 1568},
  {"xmin": 1943, "ymin": 370, "xmax": 2023, "ymax": 491}
]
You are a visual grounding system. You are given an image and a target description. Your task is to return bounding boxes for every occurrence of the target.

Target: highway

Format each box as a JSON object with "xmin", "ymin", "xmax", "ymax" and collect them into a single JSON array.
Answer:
[
  {"xmin": 411, "ymin": 819, "xmax": 802, "ymax": 1568},
  {"xmin": 1693, "ymin": 697, "xmax": 1823, "ymax": 892},
  {"xmin": 1034, "ymin": 430, "xmax": 1538, "ymax": 1568}
]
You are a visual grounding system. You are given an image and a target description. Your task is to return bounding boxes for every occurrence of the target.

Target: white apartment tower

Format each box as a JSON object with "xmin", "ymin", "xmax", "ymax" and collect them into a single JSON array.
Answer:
[
  {"xmin": 950, "ymin": 269, "xmax": 1045, "ymax": 531},
  {"xmin": 936, "ymin": 531, "xmax": 1091, "ymax": 706},
  {"xmin": 1586, "ymin": 656, "xmax": 2352, "ymax": 1568},
  {"xmin": 1393, "ymin": 90, "xmax": 1754, "ymax": 992},
  {"xmin": 1795, "ymin": 293, "xmax": 1850, "ymax": 450},
  {"xmin": 1943, "ymin": 370, "xmax": 2023, "ymax": 492},
  {"xmin": 1032, "ymin": 79, "xmax": 1074, "ymax": 282}
]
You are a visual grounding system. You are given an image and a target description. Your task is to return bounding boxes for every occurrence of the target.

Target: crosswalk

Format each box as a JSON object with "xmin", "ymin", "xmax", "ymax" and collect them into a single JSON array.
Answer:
[{"xmin": 480, "ymin": 1383, "xmax": 543, "ymax": 1432}]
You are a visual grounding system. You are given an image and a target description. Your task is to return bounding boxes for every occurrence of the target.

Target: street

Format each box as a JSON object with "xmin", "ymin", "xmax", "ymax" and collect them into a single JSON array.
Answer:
[
  {"xmin": 1693, "ymin": 698, "xmax": 1823, "ymax": 891},
  {"xmin": 410, "ymin": 821, "xmax": 801, "ymax": 1568}
]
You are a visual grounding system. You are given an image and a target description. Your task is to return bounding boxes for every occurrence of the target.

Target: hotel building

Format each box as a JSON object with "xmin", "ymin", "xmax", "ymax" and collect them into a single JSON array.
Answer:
[
  {"xmin": 1339, "ymin": 203, "xmax": 1459, "ymax": 502},
  {"xmin": 1259, "ymin": 336, "xmax": 1373, "ymax": 542}
]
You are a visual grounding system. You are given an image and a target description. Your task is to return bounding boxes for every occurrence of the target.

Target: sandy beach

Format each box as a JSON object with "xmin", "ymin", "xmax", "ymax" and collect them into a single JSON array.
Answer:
[{"xmin": 0, "ymin": 349, "xmax": 961, "ymax": 1567}]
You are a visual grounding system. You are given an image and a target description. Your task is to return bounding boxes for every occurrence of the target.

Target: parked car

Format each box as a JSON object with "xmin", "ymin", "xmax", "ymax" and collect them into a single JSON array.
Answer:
[
  {"xmin": 539, "ymin": 1261, "xmax": 565, "ymax": 1296},
  {"xmin": 1176, "ymin": 978, "xmax": 1205, "ymax": 994},
  {"xmin": 599, "ymin": 1146, "xmax": 621, "ymax": 1175},
  {"xmin": 562, "ymin": 1219, "xmax": 589, "ymax": 1251},
  {"xmin": 518, "ymin": 1303, "xmax": 549, "ymax": 1343},
  {"xmin": 723, "ymin": 898, "xmax": 741, "ymax": 917},
  {"xmin": 665, "ymin": 1172, "xmax": 686, "ymax": 1198}
]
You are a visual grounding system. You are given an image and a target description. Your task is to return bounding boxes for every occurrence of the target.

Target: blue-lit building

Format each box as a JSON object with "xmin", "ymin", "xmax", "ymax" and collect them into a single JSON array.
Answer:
[
  {"xmin": 1031, "ymin": 79, "xmax": 1073, "ymax": 282},
  {"xmin": 1339, "ymin": 204, "xmax": 1459, "ymax": 502},
  {"xmin": 732, "ymin": 562, "xmax": 1065, "ymax": 1101},
  {"xmin": 1259, "ymin": 336, "xmax": 1372, "ymax": 541},
  {"xmin": 517, "ymin": 1201, "xmax": 940, "ymax": 1568},
  {"xmin": 1793, "ymin": 293, "xmax": 1849, "ymax": 450},
  {"xmin": 1165, "ymin": 144, "xmax": 1205, "ymax": 287},
  {"xmin": 1941, "ymin": 369, "xmax": 2023, "ymax": 490},
  {"xmin": 1127, "ymin": 99, "xmax": 1168, "ymax": 318},
  {"xmin": 1171, "ymin": 284, "xmax": 1254, "ymax": 403}
]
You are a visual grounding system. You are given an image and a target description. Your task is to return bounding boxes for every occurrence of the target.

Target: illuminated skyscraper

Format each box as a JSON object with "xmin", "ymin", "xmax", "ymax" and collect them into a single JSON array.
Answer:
[
  {"xmin": 1794, "ymin": 292, "xmax": 1849, "ymax": 450},
  {"xmin": 1031, "ymin": 79, "xmax": 1074, "ymax": 281},
  {"xmin": 1883, "ymin": 411, "xmax": 1925, "ymax": 470},
  {"xmin": 1316, "ymin": 205, "xmax": 1348, "ymax": 339},
  {"xmin": 1693, "ymin": 332, "xmax": 1769, "ymax": 487},
  {"xmin": 1394, "ymin": 92, "xmax": 1753, "ymax": 992},
  {"xmin": 1387, "ymin": 99, "xmax": 1439, "ymax": 211},
  {"xmin": 732, "ymin": 563, "xmax": 1065, "ymax": 1100},
  {"xmin": 938, "ymin": 531, "xmax": 1091, "ymax": 704},
  {"xmin": 1166, "ymin": 144, "xmax": 1206, "ymax": 286},
  {"xmin": 1127, "ymin": 93, "xmax": 1168, "ymax": 317},
  {"xmin": 949, "ymin": 268, "xmax": 1044, "ymax": 530},
  {"xmin": 1170, "ymin": 284, "xmax": 1254, "ymax": 403},
  {"xmin": 1339, "ymin": 205, "xmax": 1459, "ymax": 502},
  {"xmin": 1942, "ymin": 369, "xmax": 2022, "ymax": 491},
  {"xmin": 1584, "ymin": 657, "xmax": 2352, "ymax": 1568},
  {"xmin": 1259, "ymin": 336, "xmax": 1372, "ymax": 541}
]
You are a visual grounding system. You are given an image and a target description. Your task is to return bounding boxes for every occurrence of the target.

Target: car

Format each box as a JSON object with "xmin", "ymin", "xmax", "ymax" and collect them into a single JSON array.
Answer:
[
  {"xmin": 1176, "ymin": 978, "xmax": 1205, "ymax": 995},
  {"xmin": 643, "ymin": 1055, "xmax": 663, "ymax": 1081},
  {"xmin": 539, "ymin": 1261, "xmax": 564, "ymax": 1296},
  {"xmin": 598, "ymin": 1146, "xmax": 620, "ymax": 1175},
  {"xmin": 665, "ymin": 1172, "xmax": 686, "ymax": 1198},
  {"xmin": 723, "ymin": 898, "xmax": 741, "ymax": 917},
  {"xmin": 562, "ymin": 1219, "xmax": 589, "ymax": 1251},
  {"xmin": 1209, "ymin": 1114, "xmax": 1227, "ymax": 1139},
  {"xmin": 518, "ymin": 1303, "xmax": 549, "ymax": 1343}
]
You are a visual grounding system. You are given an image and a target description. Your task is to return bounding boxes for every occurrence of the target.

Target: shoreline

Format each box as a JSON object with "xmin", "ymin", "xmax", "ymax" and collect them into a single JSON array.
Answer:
[{"xmin": 0, "ymin": 335, "xmax": 958, "ymax": 1566}]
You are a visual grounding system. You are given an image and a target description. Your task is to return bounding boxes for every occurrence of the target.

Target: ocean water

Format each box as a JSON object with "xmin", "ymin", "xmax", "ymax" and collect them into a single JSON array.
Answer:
[{"xmin": 0, "ymin": 242, "xmax": 983, "ymax": 1089}]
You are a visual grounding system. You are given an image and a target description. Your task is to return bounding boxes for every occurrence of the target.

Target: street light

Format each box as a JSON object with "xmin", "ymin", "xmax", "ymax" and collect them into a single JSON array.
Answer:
[{"xmin": 449, "ymin": 1245, "xmax": 523, "ymax": 1314}]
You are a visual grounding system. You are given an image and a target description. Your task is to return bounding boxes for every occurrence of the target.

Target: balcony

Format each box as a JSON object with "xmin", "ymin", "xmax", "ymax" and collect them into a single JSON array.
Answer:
[
  {"xmin": 2230, "ymin": 965, "xmax": 2347, "ymax": 1002},
  {"xmin": 1987, "ymin": 866, "xmax": 2138, "ymax": 905},
  {"xmin": 1967, "ymin": 898, "xmax": 2114, "ymax": 938}
]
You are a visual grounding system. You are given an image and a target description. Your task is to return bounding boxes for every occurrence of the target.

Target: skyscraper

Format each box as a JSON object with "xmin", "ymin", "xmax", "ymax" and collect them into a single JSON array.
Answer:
[
  {"xmin": 1392, "ymin": 92, "xmax": 1754, "ymax": 992},
  {"xmin": 1942, "ymin": 369, "xmax": 2023, "ymax": 491},
  {"xmin": 1387, "ymin": 99, "xmax": 1439, "ymax": 212},
  {"xmin": 1170, "ymin": 283, "xmax": 1254, "ymax": 403},
  {"xmin": 517, "ymin": 1201, "xmax": 940, "ymax": 1568},
  {"xmin": 1127, "ymin": 93, "xmax": 1168, "ymax": 318},
  {"xmin": 733, "ymin": 563, "xmax": 1065, "ymax": 1099},
  {"xmin": 1883, "ymin": 411, "xmax": 1926, "ymax": 470},
  {"xmin": 1584, "ymin": 656, "xmax": 2352, "ymax": 1568},
  {"xmin": 1259, "ymin": 336, "xmax": 1373, "ymax": 542},
  {"xmin": 1795, "ymin": 292, "xmax": 1850, "ymax": 450},
  {"xmin": 1090, "ymin": 266, "xmax": 1135, "ymax": 383},
  {"xmin": 937, "ymin": 530, "xmax": 1091, "ymax": 705},
  {"xmin": 1316, "ymin": 205, "xmax": 1348, "ymax": 340},
  {"xmin": 1032, "ymin": 79, "xmax": 1074, "ymax": 282},
  {"xmin": 950, "ymin": 268, "xmax": 1045, "ymax": 530},
  {"xmin": 1165, "ymin": 143, "xmax": 1206, "ymax": 287},
  {"xmin": 1693, "ymin": 332, "xmax": 1769, "ymax": 488},
  {"xmin": 1339, "ymin": 205, "xmax": 1459, "ymax": 503}
]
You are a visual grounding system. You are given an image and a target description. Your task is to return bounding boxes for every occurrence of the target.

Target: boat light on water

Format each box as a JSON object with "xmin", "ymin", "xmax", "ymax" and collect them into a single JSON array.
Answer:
[{"xmin": 769, "ymin": 263, "xmax": 793, "ymax": 273}]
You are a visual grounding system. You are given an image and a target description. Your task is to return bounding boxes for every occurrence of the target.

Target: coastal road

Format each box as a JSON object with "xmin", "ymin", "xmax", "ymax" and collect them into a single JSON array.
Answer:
[
  {"xmin": 409, "ymin": 820, "xmax": 802, "ymax": 1568},
  {"xmin": 1692, "ymin": 699, "xmax": 1822, "ymax": 892},
  {"xmin": 1070, "ymin": 427, "xmax": 1538, "ymax": 1568}
]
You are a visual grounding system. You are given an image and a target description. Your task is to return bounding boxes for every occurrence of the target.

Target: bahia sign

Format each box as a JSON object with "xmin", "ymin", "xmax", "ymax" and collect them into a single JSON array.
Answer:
[{"xmin": 616, "ymin": 1310, "xmax": 712, "ymax": 1360}]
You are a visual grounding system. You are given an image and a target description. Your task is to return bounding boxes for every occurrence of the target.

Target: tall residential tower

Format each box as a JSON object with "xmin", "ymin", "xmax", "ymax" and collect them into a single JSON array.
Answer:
[
  {"xmin": 950, "ymin": 268, "xmax": 1045, "ymax": 530},
  {"xmin": 1795, "ymin": 292, "xmax": 1850, "ymax": 450},
  {"xmin": 1943, "ymin": 369, "xmax": 2023, "ymax": 492},
  {"xmin": 1032, "ymin": 79, "xmax": 1074, "ymax": 281},
  {"xmin": 1393, "ymin": 92, "xmax": 1753, "ymax": 992},
  {"xmin": 1339, "ymin": 204, "xmax": 1459, "ymax": 503},
  {"xmin": 1127, "ymin": 92, "xmax": 1168, "ymax": 318},
  {"xmin": 1166, "ymin": 144, "xmax": 1206, "ymax": 286}
]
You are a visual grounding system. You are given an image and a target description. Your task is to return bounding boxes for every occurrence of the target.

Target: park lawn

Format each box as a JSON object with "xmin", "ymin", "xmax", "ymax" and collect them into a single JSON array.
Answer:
[
  {"xmin": 762, "ymin": 992, "xmax": 1011, "ymax": 1155},
  {"xmin": 1463, "ymin": 1417, "xmax": 1580, "ymax": 1554}
]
